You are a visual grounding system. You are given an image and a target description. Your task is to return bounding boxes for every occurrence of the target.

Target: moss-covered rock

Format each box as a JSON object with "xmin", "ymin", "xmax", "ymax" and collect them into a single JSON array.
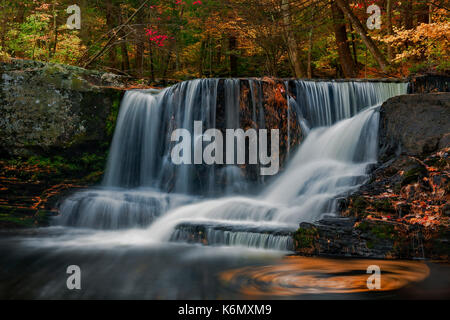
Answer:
[
  {"xmin": 0, "ymin": 59, "xmax": 125, "ymax": 157},
  {"xmin": 294, "ymin": 225, "xmax": 318, "ymax": 251}
]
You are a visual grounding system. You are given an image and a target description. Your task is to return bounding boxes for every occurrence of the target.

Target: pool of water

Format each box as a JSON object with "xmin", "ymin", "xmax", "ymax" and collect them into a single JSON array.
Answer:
[{"xmin": 0, "ymin": 227, "xmax": 448, "ymax": 300}]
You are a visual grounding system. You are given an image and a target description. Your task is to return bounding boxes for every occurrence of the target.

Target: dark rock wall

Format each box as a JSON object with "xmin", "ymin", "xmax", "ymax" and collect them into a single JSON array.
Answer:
[
  {"xmin": 409, "ymin": 75, "xmax": 450, "ymax": 94},
  {"xmin": 379, "ymin": 93, "xmax": 450, "ymax": 161}
]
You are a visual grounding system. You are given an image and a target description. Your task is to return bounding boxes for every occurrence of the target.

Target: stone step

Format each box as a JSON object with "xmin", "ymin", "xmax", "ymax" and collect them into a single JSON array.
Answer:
[{"xmin": 171, "ymin": 221, "xmax": 295, "ymax": 250}]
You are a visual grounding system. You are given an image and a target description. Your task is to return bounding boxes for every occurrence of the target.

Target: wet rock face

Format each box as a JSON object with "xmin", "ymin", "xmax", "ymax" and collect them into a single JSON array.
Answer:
[
  {"xmin": 0, "ymin": 59, "xmax": 125, "ymax": 157},
  {"xmin": 409, "ymin": 75, "xmax": 450, "ymax": 94},
  {"xmin": 379, "ymin": 93, "xmax": 450, "ymax": 161},
  {"xmin": 229, "ymin": 78, "xmax": 302, "ymax": 178},
  {"xmin": 294, "ymin": 215, "xmax": 450, "ymax": 259},
  {"xmin": 337, "ymin": 148, "xmax": 450, "ymax": 259},
  {"xmin": 295, "ymin": 217, "xmax": 399, "ymax": 259}
]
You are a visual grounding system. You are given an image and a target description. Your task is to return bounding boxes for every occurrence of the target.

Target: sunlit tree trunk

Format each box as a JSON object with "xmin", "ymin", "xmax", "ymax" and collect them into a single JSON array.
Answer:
[
  {"xmin": 49, "ymin": 1, "xmax": 58, "ymax": 59},
  {"xmin": 349, "ymin": 23, "xmax": 358, "ymax": 65}
]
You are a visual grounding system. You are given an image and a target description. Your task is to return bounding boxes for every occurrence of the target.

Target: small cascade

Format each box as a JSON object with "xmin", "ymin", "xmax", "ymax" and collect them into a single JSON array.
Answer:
[
  {"xmin": 57, "ymin": 79, "xmax": 408, "ymax": 250},
  {"xmin": 56, "ymin": 79, "xmax": 279, "ymax": 229},
  {"xmin": 170, "ymin": 221, "xmax": 294, "ymax": 250},
  {"xmin": 144, "ymin": 106, "xmax": 385, "ymax": 249},
  {"xmin": 103, "ymin": 80, "xmax": 223, "ymax": 193},
  {"xmin": 288, "ymin": 80, "xmax": 407, "ymax": 127},
  {"xmin": 56, "ymin": 188, "xmax": 193, "ymax": 229}
]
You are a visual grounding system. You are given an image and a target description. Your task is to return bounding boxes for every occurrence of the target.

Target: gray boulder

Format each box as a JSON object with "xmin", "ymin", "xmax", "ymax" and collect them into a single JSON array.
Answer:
[
  {"xmin": 379, "ymin": 93, "xmax": 450, "ymax": 161},
  {"xmin": 0, "ymin": 59, "xmax": 125, "ymax": 157}
]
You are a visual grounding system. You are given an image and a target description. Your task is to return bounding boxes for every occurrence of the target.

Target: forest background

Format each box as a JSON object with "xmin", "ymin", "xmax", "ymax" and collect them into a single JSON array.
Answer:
[{"xmin": 0, "ymin": 0, "xmax": 448, "ymax": 81}]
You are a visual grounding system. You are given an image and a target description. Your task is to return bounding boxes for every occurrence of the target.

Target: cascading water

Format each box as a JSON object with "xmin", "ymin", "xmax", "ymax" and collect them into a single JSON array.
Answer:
[
  {"xmin": 289, "ymin": 80, "xmax": 406, "ymax": 127},
  {"xmin": 145, "ymin": 105, "xmax": 383, "ymax": 250},
  {"xmin": 56, "ymin": 79, "xmax": 408, "ymax": 250}
]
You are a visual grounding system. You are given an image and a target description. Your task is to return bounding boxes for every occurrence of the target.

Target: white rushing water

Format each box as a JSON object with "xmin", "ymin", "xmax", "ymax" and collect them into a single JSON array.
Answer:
[
  {"xmin": 145, "ymin": 105, "xmax": 380, "ymax": 247},
  {"xmin": 56, "ymin": 79, "xmax": 408, "ymax": 250}
]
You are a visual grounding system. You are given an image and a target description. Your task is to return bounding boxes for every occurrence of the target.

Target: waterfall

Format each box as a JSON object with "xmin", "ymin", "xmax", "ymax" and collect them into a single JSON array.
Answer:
[
  {"xmin": 144, "ymin": 105, "xmax": 383, "ymax": 247},
  {"xmin": 102, "ymin": 80, "xmax": 222, "ymax": 192},
  {"xmin": 56, "ymin": 79, "xmax": 408, "ymax": 250},
  {"xmin": 289, "ymin": 80, "xmax": 406, "ymax": 127}
]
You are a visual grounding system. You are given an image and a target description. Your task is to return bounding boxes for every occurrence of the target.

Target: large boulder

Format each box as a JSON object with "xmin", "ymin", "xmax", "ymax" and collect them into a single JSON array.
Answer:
[
  {"xmin": 0, "ymin": 59, "xmax": 125, "ymax": 157},
  {"xmin": 379, "ymin": 93, "xmax": 450, "ymax": 161}
]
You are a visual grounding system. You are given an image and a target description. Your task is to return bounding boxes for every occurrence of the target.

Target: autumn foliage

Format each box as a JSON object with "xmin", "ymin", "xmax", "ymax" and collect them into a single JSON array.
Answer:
[{"xmin": 0, "ymin": 0, "xmax": 448, "ymax": 79}]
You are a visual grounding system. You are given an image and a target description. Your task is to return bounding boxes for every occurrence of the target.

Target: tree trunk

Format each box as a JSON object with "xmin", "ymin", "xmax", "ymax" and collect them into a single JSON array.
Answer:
[
  {"xmin": 331, "ymin": 3, "xmax": 357, "ymax": 78},
  {"xmin": 334, "ymin": 0, "xmax": 389, "ymax": 72},
  {"xmin": 162, "ymin": 54, "xmax": 171, "ymax": 84},
  {"xmin": 307, "ymin": 8, "xmax": 315, "ymax": 79},
  {"xmin": 149, "ymin": 45, "xmax": 155, "ymax": 82},
  {"xmin": 49, "ymin": 1, "xmax": 58, "ymax": 59},
  {"xmin": 402, "ymin": 0, "xmax": 413, "ymax": 29},
  {"xmin": 229, "ymin": 35, "xmax": 238, "ymax": 77},
  {"xmin": 106, "ymin": 0, "xmax": 117, "ymax": 66},
  {"xmin": 199, "ymin": 39, "xmax": 207, "ymax": 77},
  {"xmin": 121, "ymin": 43, "xmax": 130, "ymax": 72},
  {"xmin": 134, "ymin": 8, "xmax": 145, "ymax": 77},
  {"xmin": 281, "ymin": 0, "xmax": 303, "ymax": 78},
  {"xmin": 417, "ymin": 2, "xmax": 430, "ymax": 24},
  {"xmin": 349, "ymin": 23, "xmax": 358, "ymax": 65},
  {"xmin": 119, "ymin": 13, "xmax": 130, "ymax": 72},
  {"xmin": 386, "ymin": 0, "xmax": 394, "ymax": 61},
  {"xmin": 307, "ymin": 26, "xmax": 314, "ymax": 79},
  {"xmin": 135, "ymin": 41, "xmax": 144, "ymax": 77}
]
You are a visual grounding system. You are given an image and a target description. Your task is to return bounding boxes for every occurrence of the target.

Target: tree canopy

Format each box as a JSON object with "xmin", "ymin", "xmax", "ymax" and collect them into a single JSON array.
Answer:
[{"xmin": 0, "ymin": 0, "xmax": 448, "ymax": 80}]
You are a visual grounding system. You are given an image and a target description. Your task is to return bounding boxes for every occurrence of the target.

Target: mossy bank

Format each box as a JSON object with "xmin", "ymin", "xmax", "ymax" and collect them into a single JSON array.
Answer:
[{"xmin": 0, "ymin": 59, "xmax": 126, "ymax": 228}]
